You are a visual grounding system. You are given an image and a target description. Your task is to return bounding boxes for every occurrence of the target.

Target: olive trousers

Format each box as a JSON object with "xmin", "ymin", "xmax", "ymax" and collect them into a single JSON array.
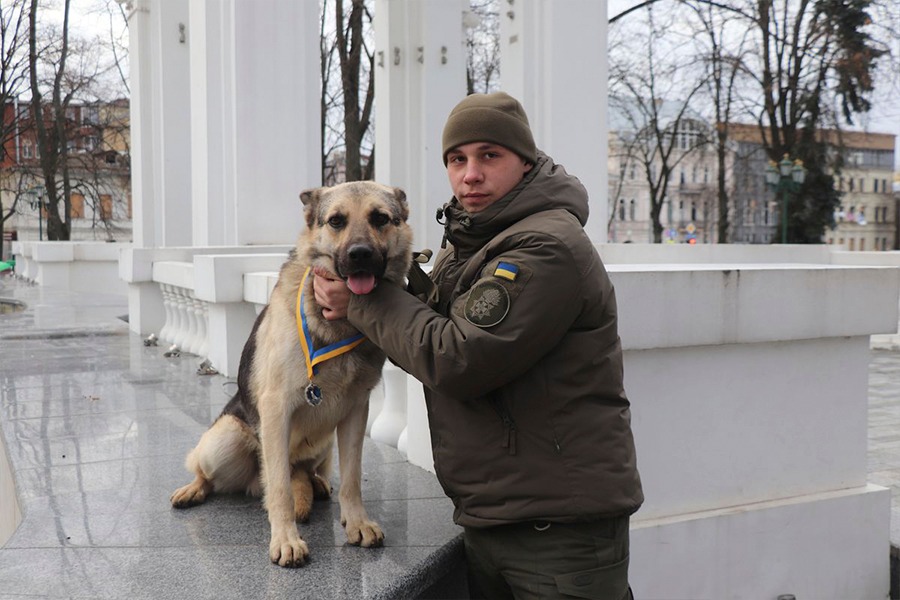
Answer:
[{"xmin": 463, "ymin": 515, "xmax": 633, "ymax": 600}]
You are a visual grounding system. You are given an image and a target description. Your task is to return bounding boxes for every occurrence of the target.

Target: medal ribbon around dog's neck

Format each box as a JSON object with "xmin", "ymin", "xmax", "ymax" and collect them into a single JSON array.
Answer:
[{"xmin": 296, "ymin": 267, "xmax": 366, "ymax": 405}]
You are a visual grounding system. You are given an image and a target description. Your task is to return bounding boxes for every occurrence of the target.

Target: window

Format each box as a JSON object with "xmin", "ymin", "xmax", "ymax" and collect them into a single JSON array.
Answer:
[
  {"xmin": 618, "ymin": 199, "xmax": 625, "ymax": 221},
  {"xmin": 65, "ymin": 107, "xmax": 76, "ymax": 122},
  {"xmin": 874, "ymin": 179, "xmax": 879, "ymax": 193},
  {"xmin": 859, "ymin": 178, "xmax": 865, "ymax": 193},
  {"xmin": 83, "ymin": 106, "xmax": 99, "ymax": 125},
  {"xmin": 629, "ymin": 199, "xmax": 636, "ymax": 221},
  {"xmin": 860, "ymin": 238, "xmax": 866, "ymax": 251},
  {"xmin": 22, "ymin": 141, "xmax": 32, "ymax": 159},
  {"xmin": 99, "ymin": 194, "xmax": 113, "ymax": 220},
  {"xmin": 70, "ymin": 194, "xmax": 85, "ymax": 219},
  {"xmin": 84, "ymin": 136, "xmax": 97, "ymax": 152},
  {"xmin": 691, "ymin": 201, "xmax": 697, "ymax": 222},
  {"xmin": 849, "ymin": 179, "xmax": 854, "ymax": 191}
]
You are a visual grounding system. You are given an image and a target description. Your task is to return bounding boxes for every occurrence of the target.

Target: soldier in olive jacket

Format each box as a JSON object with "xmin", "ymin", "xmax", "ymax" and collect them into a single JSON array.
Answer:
[{"xmin": 315, "ymin": 92, "xmax": 642, "ymax": 600}]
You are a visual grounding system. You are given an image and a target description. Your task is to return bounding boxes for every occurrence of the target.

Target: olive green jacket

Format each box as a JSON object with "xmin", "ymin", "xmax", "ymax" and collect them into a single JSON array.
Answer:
[{"xmin": 349, "ymin": 152, "xmax": 643, "ymax": 527}]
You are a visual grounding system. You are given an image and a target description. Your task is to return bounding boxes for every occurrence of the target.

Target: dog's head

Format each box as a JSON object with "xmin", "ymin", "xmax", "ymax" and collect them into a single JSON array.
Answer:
[{"xmin": 299, "ymin": 182, "xmax": 413, "ymax": 295}]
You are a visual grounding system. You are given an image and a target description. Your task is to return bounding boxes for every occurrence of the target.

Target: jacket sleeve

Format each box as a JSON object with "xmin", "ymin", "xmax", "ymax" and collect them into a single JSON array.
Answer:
[{"xmin": 347, "ymin": 233, "xmax": 584, "ymax": 400}]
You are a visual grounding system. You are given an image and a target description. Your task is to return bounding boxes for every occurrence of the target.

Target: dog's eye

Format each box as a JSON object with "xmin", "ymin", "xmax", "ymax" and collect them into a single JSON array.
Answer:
[
  {"xmin": 370, "ymin": 212, "xmax": 390, "ymax": 228},
  {"xmin": 327, "ymin": 215, "xmax": 346, "ymax": 229}
]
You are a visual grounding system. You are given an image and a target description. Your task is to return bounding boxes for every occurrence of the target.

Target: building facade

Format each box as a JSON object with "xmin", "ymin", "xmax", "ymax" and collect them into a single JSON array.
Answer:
[
  {"xmin": 0, "ymin": 99, "xmax": 132, "ymax": 244},
  {"xmin": 609, "ymin": 112, "xmax": 897, "ymax": 249},
  {"xmin": 607, "ymin": 101, "xmax": 717, "ymax": 244}
]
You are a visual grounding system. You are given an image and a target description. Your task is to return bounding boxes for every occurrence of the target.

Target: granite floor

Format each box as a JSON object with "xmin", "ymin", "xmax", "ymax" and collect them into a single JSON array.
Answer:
[
  {"xmin": 0, "ymin": 276, "xmax": 465, "ymax": 599},
  {"xmin": 867, "ymin": 347, "xmax": 900, "ymax": 546}
]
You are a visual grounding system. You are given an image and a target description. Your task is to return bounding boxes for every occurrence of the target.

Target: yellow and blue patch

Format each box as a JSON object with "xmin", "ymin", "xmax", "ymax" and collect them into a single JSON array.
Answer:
[{"xmin": 493, "ymin": 261, "xmax": 519, "ymax": 281}]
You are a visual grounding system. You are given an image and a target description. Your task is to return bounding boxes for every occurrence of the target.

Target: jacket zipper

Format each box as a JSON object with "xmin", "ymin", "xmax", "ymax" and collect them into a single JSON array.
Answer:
[{"xmin": 490, "ymin": 397, "xmax": 517, "ymax": 456}]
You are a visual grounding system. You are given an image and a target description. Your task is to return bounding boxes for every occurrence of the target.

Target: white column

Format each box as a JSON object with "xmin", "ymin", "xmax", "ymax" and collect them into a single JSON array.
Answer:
[
  {"xmin": 500, "ymin": 0, "xmax": 609, "ymax": 243},
  {"xmin": 128, "ymin": 0, "xmax": 193, "ymax": 248},
  {"xmin": 374, "ymin": 0, "xmax": 468, "ymax": 255},
  {"xmin": 188, "ymin": 0, "xmax": 228, "ymax": 247},
  {"xmin": 190, "ymin": 0, "xmax": 320, "ymax": 247}
]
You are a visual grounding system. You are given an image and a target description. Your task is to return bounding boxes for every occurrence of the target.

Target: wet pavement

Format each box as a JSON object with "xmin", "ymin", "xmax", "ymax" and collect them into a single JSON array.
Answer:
[
  {"xmin": 867, "ymin": 347, "xmax": 900, "ymax": 545},
  {"xmin": 0, "ymin": 276, "xmax": 464, "ymax": 599}
]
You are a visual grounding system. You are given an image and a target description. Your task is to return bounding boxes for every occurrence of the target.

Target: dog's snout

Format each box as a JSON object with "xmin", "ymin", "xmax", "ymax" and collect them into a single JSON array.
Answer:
[{"xmin": 348, "ymin": 244, "xmax": 374, "ymax": 262}]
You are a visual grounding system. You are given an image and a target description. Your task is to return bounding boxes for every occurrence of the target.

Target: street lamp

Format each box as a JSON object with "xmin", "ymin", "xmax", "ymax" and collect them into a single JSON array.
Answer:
[
  {"xmin": 26, "ymin": 186, "xmax": 46, "ymax": 241},
  {"xmin": 765, "ymin": 154, "xmax": 807, "ymax": 244}
]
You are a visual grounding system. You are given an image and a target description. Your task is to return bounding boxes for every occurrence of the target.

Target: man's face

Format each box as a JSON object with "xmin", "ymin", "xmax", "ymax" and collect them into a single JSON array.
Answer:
[{"xmin": 446, "ymin": 142, "xmax": 533, "ymax": 214}]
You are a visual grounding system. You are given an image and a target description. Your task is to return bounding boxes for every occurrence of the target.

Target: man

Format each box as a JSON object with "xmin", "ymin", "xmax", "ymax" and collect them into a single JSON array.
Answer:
[{"xmin": 315, "ymin": 92, "xmax": 642, "ymax": 599}]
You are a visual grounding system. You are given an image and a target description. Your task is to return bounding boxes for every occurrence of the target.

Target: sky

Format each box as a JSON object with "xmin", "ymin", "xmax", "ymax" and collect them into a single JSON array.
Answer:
[{"xmin": 607, "ymin": 0, "xmax": 900, "ymax": 169}]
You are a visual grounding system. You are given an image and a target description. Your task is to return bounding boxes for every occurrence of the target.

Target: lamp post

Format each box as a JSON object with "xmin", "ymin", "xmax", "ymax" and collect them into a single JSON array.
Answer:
[
  {"xmin": 765, "ymin": 154, "xmax": 807, "ymax": 244},
  {"xmin": 27, "ymin": 186, "xmax": 46, "ymax": 241}
]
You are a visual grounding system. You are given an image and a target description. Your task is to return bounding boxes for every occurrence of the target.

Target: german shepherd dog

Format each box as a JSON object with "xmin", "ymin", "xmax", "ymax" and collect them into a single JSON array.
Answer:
[{"xmin": 170, "ymin": 181, "xmax": 413, "ymax": 567}]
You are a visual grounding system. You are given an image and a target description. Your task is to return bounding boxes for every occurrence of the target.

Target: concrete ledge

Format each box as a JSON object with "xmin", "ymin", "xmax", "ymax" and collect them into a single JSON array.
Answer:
[
  {"xmin": 632, "ymin": 484, "xmax": 891, "ymax": 599},
  {"xmin": 609, "ymin": 264, "xmax": 900, "ymax": 350},
  {"xmin": 194, "ymin": 254, "xmax": 287, "ymax": 303},
  {"xmin": 598, "ymin": 242, "xmax": 834, "ymax": 265},
  {"xmin": 151, "ymin": 260, "xmax": 195, "ymax": 290},
  {"xmin": 120, "ymin": 245, "xmax": 292, "ymax": 283},
  {"xmin": 244, "ymin": 271, "xmax": 279, "ymax": 307}
]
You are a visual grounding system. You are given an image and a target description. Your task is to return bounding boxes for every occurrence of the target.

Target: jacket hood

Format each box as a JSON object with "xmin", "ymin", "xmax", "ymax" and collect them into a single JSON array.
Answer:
[{"xmin": 440, "ymin": 151, "xmax": 589, "ymax": 253}]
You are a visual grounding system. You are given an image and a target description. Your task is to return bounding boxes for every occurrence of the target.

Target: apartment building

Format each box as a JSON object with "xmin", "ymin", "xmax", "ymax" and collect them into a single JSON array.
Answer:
[{"xmin": 0, "ymin": 99, "xmax": 131, "ymax": 243}]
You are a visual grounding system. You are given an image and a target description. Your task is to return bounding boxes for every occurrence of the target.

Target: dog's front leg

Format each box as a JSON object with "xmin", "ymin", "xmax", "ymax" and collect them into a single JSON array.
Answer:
[
  {"xmin": 260, "ymin": 398, "xmax": 309, "ymax": 567},
  {"xmin": 337, "ymin": 398, "xmax": 384, "ymax": 547}
]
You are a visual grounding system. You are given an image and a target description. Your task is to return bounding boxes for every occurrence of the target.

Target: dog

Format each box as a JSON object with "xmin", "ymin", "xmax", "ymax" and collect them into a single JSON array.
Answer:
[{"xmin": 170, "ymin": 181, "xmax": 413, "ymax": 567}]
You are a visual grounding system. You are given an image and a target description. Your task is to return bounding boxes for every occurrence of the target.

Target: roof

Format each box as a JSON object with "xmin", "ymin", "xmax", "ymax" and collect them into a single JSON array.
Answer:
[{"xmin": 726, "ymin": 122, "xmax": 895, "ymax": 151}]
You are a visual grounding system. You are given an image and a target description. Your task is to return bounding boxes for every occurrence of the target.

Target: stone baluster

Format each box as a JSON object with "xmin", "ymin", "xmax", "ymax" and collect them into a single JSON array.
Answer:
[
  {"xmin": 369, "ymin": 363, "xmax": 407, "ymax": 448},
  {"xmin": 159, "ymin": 284, "xmax": 175, "ymax": 343}
]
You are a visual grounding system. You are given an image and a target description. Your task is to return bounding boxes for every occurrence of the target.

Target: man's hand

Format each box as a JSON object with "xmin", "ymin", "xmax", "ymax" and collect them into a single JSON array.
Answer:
[{"xmin": 313, "ymin": 267, "xmax": 351, "ymax": 321}]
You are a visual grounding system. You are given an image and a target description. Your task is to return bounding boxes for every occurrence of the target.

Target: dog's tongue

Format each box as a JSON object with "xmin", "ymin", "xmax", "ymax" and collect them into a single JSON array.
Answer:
[{"xmin": 347, "ymin": 273, "xmax": 376, "ymax": 295}]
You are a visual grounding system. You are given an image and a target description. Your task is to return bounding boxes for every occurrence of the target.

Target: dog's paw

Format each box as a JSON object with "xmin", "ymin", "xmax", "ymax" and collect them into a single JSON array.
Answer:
[
  {"xmin": 170, "ymin": 479, "xmax": 211, "ymax": 508},
  {"xmin": 343, "ymin": 518, "xmax": 384, "ymax": 548},
  {"xmin": 269, "ymin": 528, "xmax": 310, "ymax": 568}
]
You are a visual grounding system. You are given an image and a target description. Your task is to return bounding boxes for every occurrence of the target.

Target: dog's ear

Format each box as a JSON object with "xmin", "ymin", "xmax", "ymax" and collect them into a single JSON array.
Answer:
[
  {"xmin": 393, "ymin": 187, "xmax": 409, "ymax": 222},
  {"xmin": 299, "ymin": 187, "xmax": 321, "ymax": 229}
]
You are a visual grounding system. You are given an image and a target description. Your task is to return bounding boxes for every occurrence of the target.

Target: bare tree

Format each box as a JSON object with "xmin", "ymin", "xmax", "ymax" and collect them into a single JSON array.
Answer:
[
  {"xmin": 609, "ymin": 5, "xmax": 709, "ymax": 243},
  {"xmin": 28, "ymin": 0, "xmax": 74, "ymax": 240},
  {"xmin": 683, "ymin": 0, "xmax": 751, "ymax": 243},
  {"xmin": 465, "ymin": 0, "xmax": 500, "ymax": 94},
  {"xmin": 0, "ymin": 0, "xmax": 30, "ymax": 259},
  {"xmin": 744, "ymin": 0, "xmax": 887, "ymax": 242},
  {"xmin": 323, "ymin": 0, "xmax": 374, "ymax": 184}
]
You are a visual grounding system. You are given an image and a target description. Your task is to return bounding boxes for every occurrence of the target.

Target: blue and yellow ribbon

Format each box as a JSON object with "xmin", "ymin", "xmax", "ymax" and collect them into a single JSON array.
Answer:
[{"xmin": 296, "ymin": 267, "xmax": 366, "ymax": 380}]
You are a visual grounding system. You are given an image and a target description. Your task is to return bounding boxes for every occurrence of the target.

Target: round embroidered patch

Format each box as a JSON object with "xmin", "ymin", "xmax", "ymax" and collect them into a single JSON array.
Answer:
[{"xmin": 464, "ymin": 280, "xmax": 510, "ymax": 328}]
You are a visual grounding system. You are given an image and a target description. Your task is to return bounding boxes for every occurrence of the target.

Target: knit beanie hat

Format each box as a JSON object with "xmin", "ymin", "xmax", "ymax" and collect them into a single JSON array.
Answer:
[{"xmin": 441, "ymin": 92, "xmax": 537, "ymax": 166}]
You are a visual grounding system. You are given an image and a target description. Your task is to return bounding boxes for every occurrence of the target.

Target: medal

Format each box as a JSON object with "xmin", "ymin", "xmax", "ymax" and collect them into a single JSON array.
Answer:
[
  {"xmin": 305, "ymin": 382, "xmax": 323, "ymax": 406},
  {"xmin": 296, "ymin": 267, "xmax": 367, "ymax": 409}
]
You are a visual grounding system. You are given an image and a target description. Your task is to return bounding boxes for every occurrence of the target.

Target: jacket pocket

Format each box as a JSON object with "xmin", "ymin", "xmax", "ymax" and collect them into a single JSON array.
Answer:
[{"xmin": 553, "ymin": 555, "xmax": 629, "ymax": 599}]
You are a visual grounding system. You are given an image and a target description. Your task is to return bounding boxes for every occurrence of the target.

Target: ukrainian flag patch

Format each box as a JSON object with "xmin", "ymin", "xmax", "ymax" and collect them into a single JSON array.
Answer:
[{"xmin": 494, "ymin": 261, "xmax": 519, "ymax": 281}]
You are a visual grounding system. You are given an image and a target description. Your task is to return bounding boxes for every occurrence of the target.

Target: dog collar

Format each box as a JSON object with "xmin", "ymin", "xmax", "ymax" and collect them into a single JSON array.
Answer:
[{"xmin": 296, "ymin": 267, "xmax": 366, "ymax": 403}]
